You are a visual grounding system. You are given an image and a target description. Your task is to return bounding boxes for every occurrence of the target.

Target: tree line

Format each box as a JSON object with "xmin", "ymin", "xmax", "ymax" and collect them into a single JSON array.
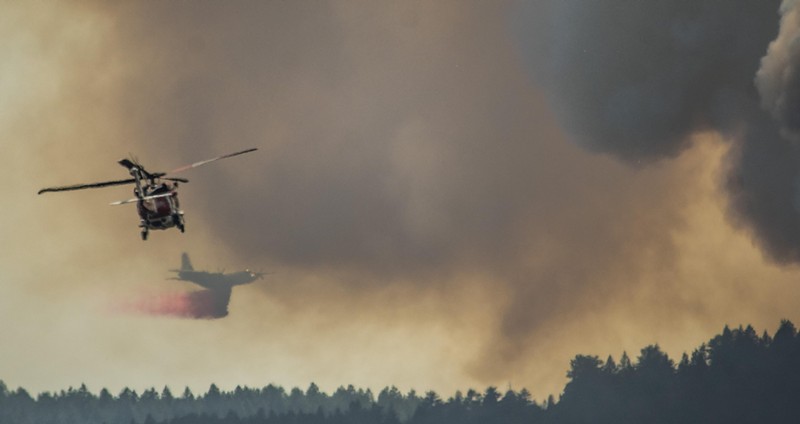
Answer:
[{"xmin": 1, "ymin": 320, "xmax": 799, "ymax": 423}]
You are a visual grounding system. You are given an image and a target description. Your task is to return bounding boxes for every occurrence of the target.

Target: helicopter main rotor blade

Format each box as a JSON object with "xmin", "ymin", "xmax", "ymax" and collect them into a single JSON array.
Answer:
[
  {"xmin": 38, "ymin": 178, "xmax": 137, "ymax": 195},
  {"xmin": 164, "ymin": 177, "xmax": 189, "ymax": 183},
  {"xmin": 39, "ymin": 148, "xmax": 254, "ymax": 195},
  {"xmin": 167, "ymin": 147, "xmax": 258, "ymax": 174},
  {"xmin": 109, "ymin": 192, "xmax": 174, "ymax": 206}
]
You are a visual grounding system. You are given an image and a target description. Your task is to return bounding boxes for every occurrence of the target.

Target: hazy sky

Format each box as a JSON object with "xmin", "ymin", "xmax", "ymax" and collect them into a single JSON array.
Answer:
[{"xmin": 4, "ymin": 0, "xmax": 800, "ymax": 401}]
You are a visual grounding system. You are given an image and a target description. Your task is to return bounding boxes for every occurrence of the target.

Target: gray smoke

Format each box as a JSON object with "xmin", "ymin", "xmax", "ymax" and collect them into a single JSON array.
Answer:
[
  {"xmin": 758, "ymin": 0, "xmax": 800, "ymax": 138},
  {"xmin": 516, "ymin": 0, "xmax": 800, "ymax": 264}
]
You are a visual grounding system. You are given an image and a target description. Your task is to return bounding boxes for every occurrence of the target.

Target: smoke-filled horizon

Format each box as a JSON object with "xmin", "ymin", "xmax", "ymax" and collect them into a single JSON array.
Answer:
[{"xmin": 3, "ymin": 0, "xmax": 800, "ymax": 400}]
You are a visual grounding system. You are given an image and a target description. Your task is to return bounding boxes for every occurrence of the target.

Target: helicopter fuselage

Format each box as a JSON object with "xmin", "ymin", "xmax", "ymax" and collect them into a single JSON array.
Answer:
[{"xmin": 135, "ymin": 183, "xmax": 184, "ymax": 238}]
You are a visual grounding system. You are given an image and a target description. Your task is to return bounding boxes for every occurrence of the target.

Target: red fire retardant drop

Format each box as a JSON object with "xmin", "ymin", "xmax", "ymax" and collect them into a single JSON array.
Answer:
[{"xmin": 123, "ymin": 289, "xmax": 230, "ymax": 319}]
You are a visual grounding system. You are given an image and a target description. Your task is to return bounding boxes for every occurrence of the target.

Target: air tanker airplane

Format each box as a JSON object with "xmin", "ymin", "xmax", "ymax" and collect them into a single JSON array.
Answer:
[
  {"xmin": 165, "ymin": 253, "xmax": 265, "ymax": 319},
  {"xmin": 171, "ymin": 253, "xmax": 265, "ymax": 289}
]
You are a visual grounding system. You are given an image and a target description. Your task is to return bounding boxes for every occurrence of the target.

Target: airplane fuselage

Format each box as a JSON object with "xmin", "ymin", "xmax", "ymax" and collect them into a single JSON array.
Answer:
[{"xmin": 175, "ymin": 270, "xmax": 260, "ymax": 290}]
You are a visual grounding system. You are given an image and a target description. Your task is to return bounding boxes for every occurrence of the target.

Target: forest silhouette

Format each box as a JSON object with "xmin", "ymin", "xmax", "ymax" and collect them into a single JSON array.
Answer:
[{"xmin": 2, "ymin": 320, "xmax": 799, "ymax": 424}]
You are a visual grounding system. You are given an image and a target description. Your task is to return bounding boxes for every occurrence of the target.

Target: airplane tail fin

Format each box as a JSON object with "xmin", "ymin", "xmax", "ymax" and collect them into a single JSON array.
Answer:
[{"xmin": 181, "ymin": 252, "xmax": 194, "ymax": 271}]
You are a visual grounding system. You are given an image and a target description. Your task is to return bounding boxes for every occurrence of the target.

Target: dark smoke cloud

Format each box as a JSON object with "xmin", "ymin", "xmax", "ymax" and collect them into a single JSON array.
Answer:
[
  {"xmin": 522, "ymin": 0, "xmax": 782, "ymax": 157},
  {"xmin": 122, "ymin": 289, "xmax": 230, "ymax": 319},
  {"xmin": 758, "ymin": 0, "xmax": 800, "ymax": 138},
  {"xmin": 725, "ymin": 115, "xmax": 800, "ymax": 263},
  {"xmin": 515, "ymin": 0, "xmax": 781, "ymax": 161},
  {"xmin": 515, "ymin": 0, "xmax": 800, "ymax": 264}
]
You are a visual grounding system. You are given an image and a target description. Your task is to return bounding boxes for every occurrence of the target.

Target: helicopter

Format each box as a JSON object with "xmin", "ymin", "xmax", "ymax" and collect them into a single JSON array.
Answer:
[{"xmin": 38, "ymin": 148, "xmax": 257, "ymax": 240}]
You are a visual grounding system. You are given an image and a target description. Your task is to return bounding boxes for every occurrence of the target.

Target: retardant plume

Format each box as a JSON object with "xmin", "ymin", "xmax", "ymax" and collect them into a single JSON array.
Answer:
[
  {"xmin": 514, "ymin": 0, "xmax": 800, "ymax": 264},
  {"xmin": 121, "ymin": 289, "xmax": 230, "ymax": 319}
]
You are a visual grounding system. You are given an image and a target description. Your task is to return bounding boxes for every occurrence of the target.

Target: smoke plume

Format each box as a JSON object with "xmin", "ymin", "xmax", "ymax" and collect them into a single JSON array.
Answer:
[
  {"xmin": 12, "ymin": 0, "xmax": 800, "ymax": 398},
  {"xmin": 758, "ymin": 0, "xmax": 800, "ymax": 138},
  {"xmin": 515, "ymin": 0, "xmax": 800, "ymax": 264}
]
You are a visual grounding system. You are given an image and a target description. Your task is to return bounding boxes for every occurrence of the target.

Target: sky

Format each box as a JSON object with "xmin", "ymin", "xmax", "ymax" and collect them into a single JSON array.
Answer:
[{"xmin": 3, "ymin": 0, "xmax": 800, "ymax": 401}]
